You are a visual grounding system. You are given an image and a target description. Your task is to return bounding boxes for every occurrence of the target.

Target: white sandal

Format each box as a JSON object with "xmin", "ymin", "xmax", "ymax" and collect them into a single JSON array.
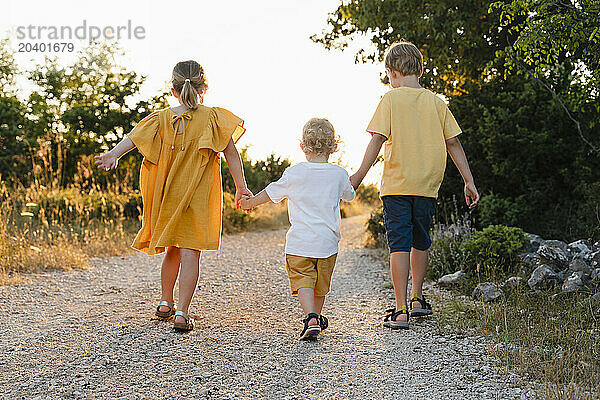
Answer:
[{"xmin": 173, "ymin": 310, "xmax": 194, "ymax": 332}]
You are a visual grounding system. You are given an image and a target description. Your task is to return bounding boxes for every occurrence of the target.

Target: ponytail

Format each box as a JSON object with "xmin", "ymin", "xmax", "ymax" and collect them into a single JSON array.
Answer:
[{"xmin": 172, "ymin": 61, "xmax": 207, "ymax": 110}]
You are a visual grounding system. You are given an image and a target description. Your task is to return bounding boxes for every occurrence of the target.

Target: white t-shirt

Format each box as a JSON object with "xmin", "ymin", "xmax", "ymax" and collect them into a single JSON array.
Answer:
[{"xmin": 265, "ymin": 162, "xmax": 356, "ymax": 258}]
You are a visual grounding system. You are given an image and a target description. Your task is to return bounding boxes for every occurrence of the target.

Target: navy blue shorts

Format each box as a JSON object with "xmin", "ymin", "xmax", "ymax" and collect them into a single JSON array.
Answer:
[{"xmin": 382, "ymin": 195, "xmax": 436, "ymax": 253}]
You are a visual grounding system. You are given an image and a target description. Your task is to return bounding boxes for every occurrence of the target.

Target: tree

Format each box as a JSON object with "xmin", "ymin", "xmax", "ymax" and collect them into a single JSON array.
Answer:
[
  {"xmin": 491, "ymin": 0, "xmax": 600, "ymax": 154},
  {"xmin": 0, "ymin": 39, "xmax": 30, "ymax": 183},
  {"xmin": 313, "ymin": 1, "xmax": 600, "ymax": 240},
  {"xmin": 25, "ymin": 42, "xmax": 168, "ymax": 189},
  {"xmin": 443, "ymin": 74, "xmax": 600, "ymax": 239},
  {"xmin": 221, "ymin": 148, "xmax": 290, "ymax": 194},
  {"xmin": 312, "ymin": 0, "xmax": 517, "ymax": 94}
]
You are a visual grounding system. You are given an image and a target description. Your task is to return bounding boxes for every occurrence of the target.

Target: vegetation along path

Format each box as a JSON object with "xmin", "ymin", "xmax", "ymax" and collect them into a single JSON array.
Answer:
[{"xmin": 0, "ymin": 216, "xmax": 534, "ymax": 399}]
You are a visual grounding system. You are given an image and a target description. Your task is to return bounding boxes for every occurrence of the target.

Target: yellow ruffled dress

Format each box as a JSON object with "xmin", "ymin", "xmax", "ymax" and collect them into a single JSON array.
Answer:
[{"xmin": 127, "ymin": 105, "xmax": 245, "ymax": 255}]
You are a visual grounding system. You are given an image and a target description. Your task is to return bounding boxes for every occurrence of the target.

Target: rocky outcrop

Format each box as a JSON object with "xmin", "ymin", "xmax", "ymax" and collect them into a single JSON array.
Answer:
[{"xmin": 520, "ymin": 233, "xmax": 598, "ymax": 293}]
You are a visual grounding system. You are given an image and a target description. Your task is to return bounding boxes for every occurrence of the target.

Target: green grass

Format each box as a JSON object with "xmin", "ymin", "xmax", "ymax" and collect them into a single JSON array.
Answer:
[{"xmin": 434, "ymin": 287, "xmax": 600, "ymax": 400}]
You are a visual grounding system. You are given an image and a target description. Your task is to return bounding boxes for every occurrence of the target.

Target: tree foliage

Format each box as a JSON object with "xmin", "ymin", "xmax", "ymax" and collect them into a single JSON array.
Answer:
[
  {"xmin": 0, "ymin": 41, "xmax": 168, "ymax": 188},
  {"xmin": 221, "ymin": 148, "xmax": 290, "ymax": 194},
  {"xmin": 314, "ymin": 0, "xmax": 600, "ymax": 240},
  {"xmin": 491, "ymin": 0, "xmax": 600, "ymax": 102},
  {"xmin": 312, "ymin": 0, "xmax": 517, "ymax": 94}
]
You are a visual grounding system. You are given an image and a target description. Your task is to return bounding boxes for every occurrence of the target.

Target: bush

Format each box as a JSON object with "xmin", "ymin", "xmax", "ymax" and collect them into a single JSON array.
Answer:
[
  {"xmin": 355, "ymin": 184, "xmax": 379, "ymax": 204},
  {"xmin": 365, "ymin": 206, "xmax": 387, "ymax": 248},
  {"xmin": 461, "ymin": 224, "xmax": 529, "ymax": 279},
  {"xmin": 440, "ymin": 76, "xmax": 600, "ymax": 242},
  {"xmin": 426, "ymin": 213, "xmax": 474, "ymax": 281}
]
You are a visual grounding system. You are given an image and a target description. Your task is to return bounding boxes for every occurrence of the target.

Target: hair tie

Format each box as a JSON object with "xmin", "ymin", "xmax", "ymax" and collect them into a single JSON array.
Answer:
[{"xmin": 185, "ymin": 78, "xmax": 191, "ymax": 83}]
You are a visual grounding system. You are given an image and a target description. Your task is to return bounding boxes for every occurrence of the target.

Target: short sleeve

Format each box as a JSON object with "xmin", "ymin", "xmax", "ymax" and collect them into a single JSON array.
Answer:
[
  {"xmin": 128, "ymin": 111, "xmax": 162, "ymax": 164},
  {"xmin": 264, "ymin": 170, "xmax": 289, "ymax": 203},
  {"xmin": 341, "ymin": 172, "xmax": 356, "ymax": 202},
  {"xmin": 442, "ymin": 104, "xmax": 462, "ymax": 140},
  {"xmin": 200, "ymin": 107, "xmax": 245, "ymax": 152},
  {"xmin": 366, "ymin": 93, "xmax": 391, "ymax": 138}
]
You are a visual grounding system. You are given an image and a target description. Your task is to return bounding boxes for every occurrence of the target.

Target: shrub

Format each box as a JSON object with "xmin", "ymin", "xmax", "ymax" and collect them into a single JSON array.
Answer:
[
  {"xmin": 461, "ymin": 224, "xmax": 528, "ymax": 279},
  {"xmin": 426, "ymin": 212, "xmax": 474, "ymax": 281},
  {"xmin": 355, "ymin": 184, "xmax": 379, "ymax": 204},
  {"xmin": 365, "ymin": 206, "xmax": 387, "ymax": 248}
]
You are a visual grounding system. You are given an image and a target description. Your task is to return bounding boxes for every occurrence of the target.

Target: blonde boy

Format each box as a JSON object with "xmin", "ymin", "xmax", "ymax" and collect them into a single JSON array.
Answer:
[
  {"xmin": 241, "ymin": 118, "xmax": 355, "ymax": 340},
  {"xmin": 350, "ymin": 41, "xmax": 479, "ymax": 329}
]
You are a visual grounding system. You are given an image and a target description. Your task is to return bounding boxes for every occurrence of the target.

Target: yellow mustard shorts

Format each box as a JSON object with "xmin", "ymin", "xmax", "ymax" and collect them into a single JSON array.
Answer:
[{"xmin": 285, "ymin": 253, "xmax": 338, "ymax": 296}]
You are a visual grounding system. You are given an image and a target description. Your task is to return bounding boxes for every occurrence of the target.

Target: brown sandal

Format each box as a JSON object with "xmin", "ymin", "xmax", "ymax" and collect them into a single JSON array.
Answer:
[
  {"xmin": 155, "ymin": 301, "xmax": 175, "ymax": 320},
  {"xmin": 173, "ymin": 310, "xmax": 194, "ymax": 332}
]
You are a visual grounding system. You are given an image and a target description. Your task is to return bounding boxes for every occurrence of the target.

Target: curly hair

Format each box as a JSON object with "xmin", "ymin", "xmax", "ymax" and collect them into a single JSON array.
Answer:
[{"xmin": 300, "ymin": 118, "xmax": 339, "ymax": 156}]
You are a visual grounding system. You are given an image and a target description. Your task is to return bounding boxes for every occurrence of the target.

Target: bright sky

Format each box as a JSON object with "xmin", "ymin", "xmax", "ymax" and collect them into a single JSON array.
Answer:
[{"xmin": 2, "ymin": 0, "xmax": 387, "ymax": 183}]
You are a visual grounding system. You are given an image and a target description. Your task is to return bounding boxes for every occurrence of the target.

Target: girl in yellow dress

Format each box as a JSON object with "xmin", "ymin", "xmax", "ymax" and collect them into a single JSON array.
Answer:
[{"xmin": 95, "ymin": 60, "xmax": 251, "ymax": 331}]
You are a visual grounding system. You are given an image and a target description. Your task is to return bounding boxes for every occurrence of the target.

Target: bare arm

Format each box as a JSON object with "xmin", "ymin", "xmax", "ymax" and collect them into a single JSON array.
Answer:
[
  {"xmin": 240, "ymin": 189, "xmax": 272, "ymax": 211},
  {"xmin": 222, "ymin": 138, "xmax": 252, "ymax": 207},
  {"xmin": 445, "ymin": 136, "xmax": 479, "ymax": 209},
  {"xmin": 94, "ymin": 136, "xmax": 135, "ymax": 171},
  {"xmin": 350, "ymin": 133, "xmax": 387, "ymax": 189}
]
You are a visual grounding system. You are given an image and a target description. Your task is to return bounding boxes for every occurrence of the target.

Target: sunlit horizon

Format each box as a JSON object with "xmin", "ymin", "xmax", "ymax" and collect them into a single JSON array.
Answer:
[{"xmin": 2, "ymin": 0, "xmax": 387, "ymax": 185}]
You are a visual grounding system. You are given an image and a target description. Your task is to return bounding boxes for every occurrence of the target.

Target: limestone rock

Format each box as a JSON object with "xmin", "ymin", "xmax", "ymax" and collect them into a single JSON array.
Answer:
[
  {"xmin": 525, "ymin": 233, "xmax": 544, "ymax": 253},
  {"xmin": 503, "ymin": 276, "xmax": 525, "ymax": 291},
  {"xmin": 537, "ymin": 240, "xmax": 569, "ymax": 270},
  {"xmin": 472, "ymin": 282, "xmax": 503, "ymax": 302},
  {"xmin": 528, "ymin": 265, "xmax": 560, "ymax": 290},
  {"xmin": 437, "ymin": 270, "xmax": 466, "ymax": 287},
  {"xmin": 568, "ymin": 258, "xmax": 592, "ymax": 276},
  {"xmin": 562, "ymin": 271, "xmax": 584, "ymax": 293},
  {"xmin": 567, "ymin": 239, "xmax": 591, "ymax": 255}
]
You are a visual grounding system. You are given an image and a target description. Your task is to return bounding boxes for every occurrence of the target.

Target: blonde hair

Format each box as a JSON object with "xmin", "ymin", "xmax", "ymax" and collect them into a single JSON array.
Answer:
[
  {"xmin": 384, "ymin": 41, "xmax": 423, "ymax": 76},
  {"xmin": 172, "ymin": 60, "xmax": 207, "ymax": 110},
  {"xmin": 300, "ymin": 118, "xmax": 339, "ymax": 156}
]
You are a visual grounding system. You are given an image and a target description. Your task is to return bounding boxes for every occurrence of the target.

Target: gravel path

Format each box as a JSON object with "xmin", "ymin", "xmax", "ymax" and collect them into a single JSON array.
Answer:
[{"xmin": 0, "ymin": 216, "xmax": 532, "ymax": 400}]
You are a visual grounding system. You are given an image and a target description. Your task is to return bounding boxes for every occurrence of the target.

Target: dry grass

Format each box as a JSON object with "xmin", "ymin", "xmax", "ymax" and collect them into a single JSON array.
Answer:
[
  {"xmin": 340, "ymin": 200, "xmax": 372, "ymax": 218},
  {"xmin": 434, "ymin": 288, "xmax": 600, "ymax": 400},
  {"xmin": 1, "ymin": 175, "xmax": 375, "ymax": 285},
  {"xmin": 0, "ymin": 179, "xmax": 139, "ymax": 285}
]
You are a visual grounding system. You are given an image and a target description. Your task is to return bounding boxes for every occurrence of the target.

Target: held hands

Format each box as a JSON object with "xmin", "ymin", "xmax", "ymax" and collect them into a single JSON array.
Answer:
[
  {"xmin": 94, "ymin": 151, "xmax": 118, "ymax": 171},
  {"xmin": 239, "ymin": 194, "xmax": 254, "ymax": 212},
  {"xmin": 464, "ymin": 181, "xmax": 480, "ymax": 209},
  {"xmin": 235, "ymin": 187, "xmax": 253, "ymax": 210}
]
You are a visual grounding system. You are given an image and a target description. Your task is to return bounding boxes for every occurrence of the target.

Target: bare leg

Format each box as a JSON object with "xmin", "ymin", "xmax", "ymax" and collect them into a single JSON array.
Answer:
[
  {"xmin": 314, "ymin": 295, "xmax": 325, "ymax": 315},
  {"xmin": 159, "ymin": 246, "xmax": 181, "ymax": 312},
  {"xmin": 175, "ymin": 248, "xmax": 201, "ymax": 324},
  {"xmin": 297, "ymin": 287, "xmax": 318, "ymax": 326},
  {"xmin": 410, "ymin": 248, "xmax": 428, "ymax": 308},
  {"xmin": 390, "ymin": 251, "xmax": 410, "ymax": 321}
]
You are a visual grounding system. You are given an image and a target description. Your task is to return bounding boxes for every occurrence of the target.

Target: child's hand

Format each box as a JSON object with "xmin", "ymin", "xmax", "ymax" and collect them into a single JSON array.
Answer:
[
  {"xmin": 240, "ymin": 194, "xmax": 254, "ymax": 212},
  {"xmin": 94, "ymin": 151, "xmax": 118, "ymax": 171},
  {"xmin": 235, "ymin": 187, "xmax": 253, "ymax": 209},
  {"xmin": 464, "ymin": 182, "xmax": 480, "ymax": 209}
]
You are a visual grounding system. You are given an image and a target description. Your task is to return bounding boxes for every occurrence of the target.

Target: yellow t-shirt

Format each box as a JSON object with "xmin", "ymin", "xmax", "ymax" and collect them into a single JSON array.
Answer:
[{"xmin": 367, "ymin": 87, "xmax": 461, "ymax": 198}]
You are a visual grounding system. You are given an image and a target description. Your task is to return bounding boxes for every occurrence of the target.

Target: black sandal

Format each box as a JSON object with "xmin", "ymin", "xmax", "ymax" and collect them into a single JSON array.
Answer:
[
  {"xmin": 410, "ymin": 295, "xmax": 433, "ymax": 317},
  {"xmin": 383, "ymin": 306, "xmax": 409, "ymax": 330},
  {"xmin": 155, "ymin": 300, "xmax": 175, "ymax": 320},
  {"xmin": 299, "ymin": 312, "xmax": 321, "ymax": 340},
  {"xmin": 319, "ymin": 315, "xmax": 328, "ymax": 331}
]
